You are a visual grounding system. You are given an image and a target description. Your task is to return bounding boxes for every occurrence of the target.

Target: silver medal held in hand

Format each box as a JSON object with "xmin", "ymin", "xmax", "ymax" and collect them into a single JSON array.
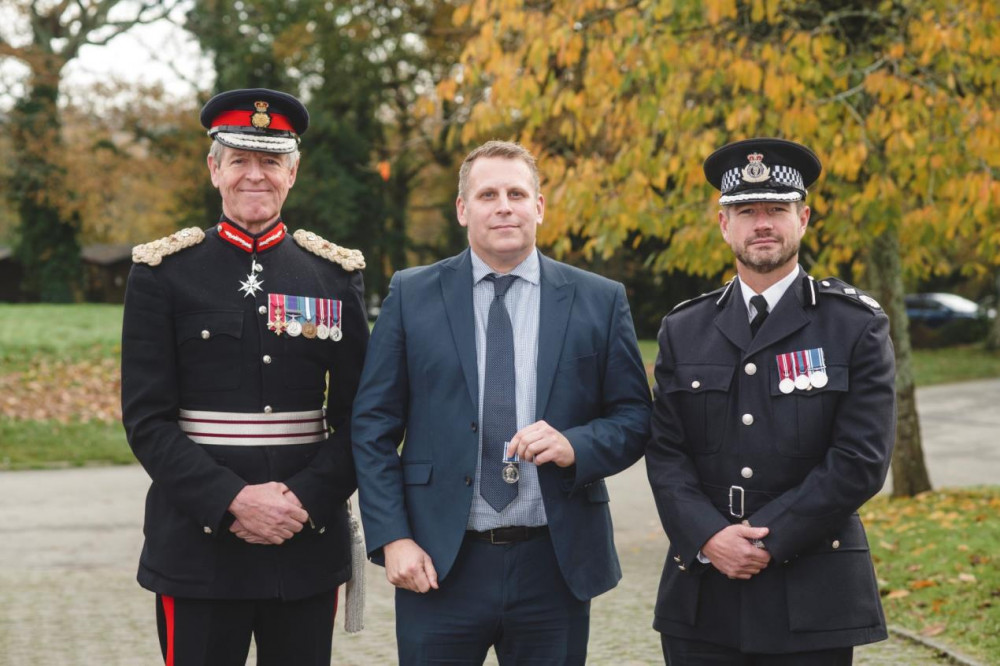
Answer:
[{"xmin": 502, "ymin": 441, "xmax": 519, "ymax": 484}]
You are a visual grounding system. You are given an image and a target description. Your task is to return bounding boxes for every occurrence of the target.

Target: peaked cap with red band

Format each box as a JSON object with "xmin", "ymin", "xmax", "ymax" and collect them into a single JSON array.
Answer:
[{"xmin": 200, "ymin": 88, "xmax": 309, "ymax": 154}]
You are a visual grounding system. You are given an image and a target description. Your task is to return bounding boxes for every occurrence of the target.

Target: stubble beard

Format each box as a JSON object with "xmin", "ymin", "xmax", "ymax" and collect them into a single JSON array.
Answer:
[{"xmin": 734, "ymin": 236, "xmax": 800, "ymax": 274}]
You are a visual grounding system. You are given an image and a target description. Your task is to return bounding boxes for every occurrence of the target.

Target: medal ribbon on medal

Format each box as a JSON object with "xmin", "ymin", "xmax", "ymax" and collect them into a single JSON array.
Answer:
[
  {"xmin": 775, "ymin": 348, "xmax": 828, "ymax": 392},
  {"xmin": 265, "ymin": 293, "xmax": 343, "ymax": 339}
]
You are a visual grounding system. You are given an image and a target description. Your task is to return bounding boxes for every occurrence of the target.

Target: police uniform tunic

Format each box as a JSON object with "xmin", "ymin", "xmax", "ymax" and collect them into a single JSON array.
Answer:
[
  {"xmin": 121, "ymin": 218, "xmax": 368, "ymax": 601},
  {"xmin": 646, "ymin": 268, "xmax": 895, "ymax": 653}
]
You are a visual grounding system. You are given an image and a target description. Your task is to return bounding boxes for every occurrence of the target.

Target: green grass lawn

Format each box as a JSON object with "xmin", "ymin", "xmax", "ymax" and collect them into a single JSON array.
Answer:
[
  {"xmin": 0, "ymin": 418, "xmax": 133, "ymax": 469},
  {"xmin": 864, "ymin": 487, "xmax": 1000, "ymax": 665},
  {"xmin": 0, "ymin": 303, "xmax": 123, "ymax": 372}
]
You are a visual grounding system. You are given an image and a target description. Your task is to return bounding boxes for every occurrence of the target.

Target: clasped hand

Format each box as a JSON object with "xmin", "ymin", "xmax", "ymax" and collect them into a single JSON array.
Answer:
[
  {"xmin": 701, "ymin": 524, "xmax": 772, "ymax": 580},
  {"xmin": 228, "ymin": 482, "xmax": 309, "ymax": 545}
]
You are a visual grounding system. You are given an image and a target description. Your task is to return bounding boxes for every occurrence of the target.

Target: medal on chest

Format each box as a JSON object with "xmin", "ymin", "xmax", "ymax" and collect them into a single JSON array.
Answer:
[
  {"xmin": 239, "ymin": 257, "xmax": 265, "ymax": 298},
  {"xmin": 776, "ymin": 347, "xmax": 828, "ymax": 393}
]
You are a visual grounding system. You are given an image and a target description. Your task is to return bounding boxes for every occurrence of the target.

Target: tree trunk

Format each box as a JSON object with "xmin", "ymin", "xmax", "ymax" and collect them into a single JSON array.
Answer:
[
  {"xmin": 869, "ymin": 228, "xmax": 933, "ymax": 497},
  {"xmin": 985, "ymin": 270, "xmax": 1000, "ymax": 351},
  {"xmin": 10, "ymin": 55, "xmax": 81, "ymax": 302}
]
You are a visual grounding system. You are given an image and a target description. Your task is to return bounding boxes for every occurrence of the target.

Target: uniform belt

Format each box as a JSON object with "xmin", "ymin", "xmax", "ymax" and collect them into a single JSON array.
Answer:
[
  {"xmin": 465, "ymin": 526, "xmax": 549, "ymax": 545},
  {"xmin": 701, "ymin": 483, "xmax": 781, "ymax": 520},
  {"xmin": 178, "ymin": 408, "xmax": 327, "ymax": 446}
]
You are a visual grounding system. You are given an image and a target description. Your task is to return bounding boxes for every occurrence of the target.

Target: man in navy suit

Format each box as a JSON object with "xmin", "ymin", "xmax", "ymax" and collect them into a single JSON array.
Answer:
[{"xmin": 352, "ymin": 140, "xmax": 651, "ymax": 665}]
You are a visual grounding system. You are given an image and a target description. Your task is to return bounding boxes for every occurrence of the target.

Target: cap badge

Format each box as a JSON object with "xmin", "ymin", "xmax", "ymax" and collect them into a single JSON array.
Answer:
[
  {"xmin": 250, "ymin": 100, "xmax": 272, "ymax": 129},
  {"xmin": 741, "ymin": 152, "xmax": 771, "ymax": 183}
]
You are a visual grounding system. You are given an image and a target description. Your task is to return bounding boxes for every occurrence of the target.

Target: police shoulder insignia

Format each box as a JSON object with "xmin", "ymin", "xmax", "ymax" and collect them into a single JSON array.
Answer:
[
  {"xmin": 132, "ymin": 227, "xmax": 205, "ymax": 266},
  {"xmin": 293, "ymin": 229, "xmax": 366, "ymax": 272},
  {"xmin": 669, "ymin": 285, "xmax": 727, "ymax": 315},
  {"xmin": 815, "ymin": 277, "xmax": 882, "ymax": 312}
]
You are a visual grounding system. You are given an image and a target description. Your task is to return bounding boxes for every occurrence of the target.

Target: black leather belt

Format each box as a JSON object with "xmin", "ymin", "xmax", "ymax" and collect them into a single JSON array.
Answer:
[{"xmin": 466, "ymin": 526, "xmax": 549, "ymax": 545}]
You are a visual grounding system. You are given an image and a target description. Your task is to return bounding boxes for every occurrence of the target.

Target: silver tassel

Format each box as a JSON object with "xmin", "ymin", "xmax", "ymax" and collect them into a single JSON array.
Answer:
[{"xmin": 344, "ymin": 503, "xmax": 366, "ymax": 633}]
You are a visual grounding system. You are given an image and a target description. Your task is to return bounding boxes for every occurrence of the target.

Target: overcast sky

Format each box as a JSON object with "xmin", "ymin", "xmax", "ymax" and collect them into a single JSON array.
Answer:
[{"xmin": 1, "ymin": 4, "xmax": 211, "ymax": 112}]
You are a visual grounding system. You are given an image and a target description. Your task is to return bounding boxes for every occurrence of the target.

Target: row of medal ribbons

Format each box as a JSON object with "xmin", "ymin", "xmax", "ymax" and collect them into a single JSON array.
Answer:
[
  {"xmin": 267, "ymin": 293, "xmax": 343, "ymax": 341},
  {"xmin": 775, "ymin": 348, "xmax": 827, "ymax": 393}
]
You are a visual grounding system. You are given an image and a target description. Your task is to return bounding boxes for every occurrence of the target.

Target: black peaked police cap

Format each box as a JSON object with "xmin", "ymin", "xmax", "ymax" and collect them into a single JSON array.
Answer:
[{"xmin": 704, "ymin": 138, "xmax": 822, "ymax": 205}]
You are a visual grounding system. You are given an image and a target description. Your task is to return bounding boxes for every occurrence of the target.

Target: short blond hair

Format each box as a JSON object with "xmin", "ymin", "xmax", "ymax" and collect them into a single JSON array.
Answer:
[{"xmin": 458, "ymin": 140, "xmax": 540, "ymax": 201}]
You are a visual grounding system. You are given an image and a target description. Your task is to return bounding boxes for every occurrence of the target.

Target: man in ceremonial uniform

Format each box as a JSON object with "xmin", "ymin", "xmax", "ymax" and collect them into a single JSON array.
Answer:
[
  {"xmin": 646, "ymin": 138, "xmax": 896, "ymax": 665},
  {"xmin": 352, "ymin": 140, "xmax": 651, "ymax": 664},
  {"xmin": 121, "ymin": 88, "xmax": 368, "ymax": 665}
]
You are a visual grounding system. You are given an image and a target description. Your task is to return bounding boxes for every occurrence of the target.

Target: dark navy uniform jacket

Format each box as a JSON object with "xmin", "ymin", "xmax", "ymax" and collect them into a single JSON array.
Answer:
[
  {"xmin": 121, "ymin": 219, "xmax": 368, "ymax": 601},
  {"xmin": 646, "ymin": 267, "xmax": 895, "ymax": 653}
]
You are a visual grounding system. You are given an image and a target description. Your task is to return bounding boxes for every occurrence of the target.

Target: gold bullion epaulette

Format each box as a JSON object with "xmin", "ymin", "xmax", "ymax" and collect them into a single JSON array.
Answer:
[
  {"xmin": 815, "ymin": 277, "xmax": 883, "ymax": 312},
  {"xmin": 293, "ymin": 229, "xmax": 366, "ymax": 272},
  {"xmin": 132, "ymin": 227, "xmax": 205, "ymax": 266}
]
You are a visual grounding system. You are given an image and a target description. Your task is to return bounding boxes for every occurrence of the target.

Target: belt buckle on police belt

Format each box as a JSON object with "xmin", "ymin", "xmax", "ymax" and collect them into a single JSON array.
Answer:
[{"xmin": 728, "ymin": 485, "xmax": 745, "ymax": 519}]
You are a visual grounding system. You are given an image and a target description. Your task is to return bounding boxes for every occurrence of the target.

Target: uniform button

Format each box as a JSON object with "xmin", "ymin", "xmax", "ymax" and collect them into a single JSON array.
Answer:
[
  {"xmin": 464, "ymin": 476, "xmax": 472, "ymax": 486},
  {"xmin": 203, "ymin": 526, "xmax": 212, "ymax": 535},
  {"xmin": 471, "ymin": 422, "xmax": 478, "ymax": 432},
  {"xmin": 741, "ymin": 466, "xmax": 753, "ymax": 479},
  {"xmin": 258, "ymin": 305, "xmax": 267, "ymax": 315},
  {"xmin": 832, "ymin": 539, "xmax": 841, "ymax": 549},
  {"xmin": 263, "ymin": 355, "xmax": 272, "ymax": 364},
  {"xmin": 821, "ymin": 280, "xmax": 831, "ymax": 287},
  {"xmin": 691, "ymin": 380, "xmax": 701, "ymax": 389},
  {"xmin": 264, "ymin": 405, "xmax": 273, "ymax": 414},
  {"xmin": 673, "ymin": 555, "xmax": 682, "ymax": 563},
  {"xmin": 201, "ymin": 330, "xmax": 210, "ymax": 339},
  {"xmin": 744, "ymin": 362, "xmax": 757, "ymax": 376},
  {"xmin": 677, "ymin": 564, "xmax": 686, "ymax": 571},
  {"xmin": 742, "ymin": 413, "xmax": 754, "ymax": 426},
  {"xmin": 319, "ymin": 526, "xmax": 326, "ymax": 534}
]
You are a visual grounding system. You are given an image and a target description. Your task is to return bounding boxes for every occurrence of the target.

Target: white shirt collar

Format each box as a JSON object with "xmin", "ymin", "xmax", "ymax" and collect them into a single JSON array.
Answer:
[
  {"xmin": 739, "ymin": 265, "xmax": 800, "ymax": 320},
  {"xmin": 470, "ymin": 248, "xmax": 540, "ymax": 286}
]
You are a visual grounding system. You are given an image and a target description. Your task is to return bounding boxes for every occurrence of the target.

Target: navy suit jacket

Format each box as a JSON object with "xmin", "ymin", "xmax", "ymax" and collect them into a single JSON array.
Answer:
[{"xmin": 352, "ymin": 249, "xmax": 651, "ymax": 601}]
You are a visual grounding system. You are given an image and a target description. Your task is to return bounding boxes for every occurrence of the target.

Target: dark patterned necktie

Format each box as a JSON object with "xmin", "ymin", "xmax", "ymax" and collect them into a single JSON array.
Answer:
[
  {"xmin": 750, "ymin": 294, "xmax": 769, "ymax": 337},
  {"xmin": 480, "ymin": 274, "xmax": 519, "ymax": 512}
]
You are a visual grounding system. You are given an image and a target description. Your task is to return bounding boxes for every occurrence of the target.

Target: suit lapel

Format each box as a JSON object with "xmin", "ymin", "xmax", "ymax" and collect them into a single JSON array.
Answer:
[
  {"xmin": 535, "ymin": 254, "xmax": 574, "ymax": 418},
  {"xmin": 440, "ymin": 249, "xmax": 479, "ymax": 407}
]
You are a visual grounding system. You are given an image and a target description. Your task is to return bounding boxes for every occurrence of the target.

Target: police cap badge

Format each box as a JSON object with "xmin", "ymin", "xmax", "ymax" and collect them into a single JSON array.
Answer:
[
  {"xmin": 200, "ymin": 88, "xmax": 309, "ymax": 154},
  {"xmin": 703, "ymin": 138, "xmax": 822, "ymax": 205}
]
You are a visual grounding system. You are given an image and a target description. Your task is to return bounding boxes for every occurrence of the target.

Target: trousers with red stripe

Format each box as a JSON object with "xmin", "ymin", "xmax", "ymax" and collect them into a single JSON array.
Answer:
[{"xmin": 157, "ymin": 590, "xmax": 338, "ymax": 666}]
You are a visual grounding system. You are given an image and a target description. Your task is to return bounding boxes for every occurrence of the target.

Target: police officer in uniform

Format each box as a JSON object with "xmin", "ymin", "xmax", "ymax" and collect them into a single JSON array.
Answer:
[
  {"xmin": 646, "ymin": 138, "xmax": 896, "ymax": 665},
  {"xmin": 121, "ymin": 88, "xmax": 368, "ymax": 665}
]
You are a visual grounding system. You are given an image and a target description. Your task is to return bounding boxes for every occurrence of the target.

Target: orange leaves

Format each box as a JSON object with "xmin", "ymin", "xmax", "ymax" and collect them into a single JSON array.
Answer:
[
  {"xmin": 446, "ymin": 0, "xmax": 1000, "ymax": 281},
  {"xmin": 0, "ymin": 356, "xmax": 121, "ymax": 424}
]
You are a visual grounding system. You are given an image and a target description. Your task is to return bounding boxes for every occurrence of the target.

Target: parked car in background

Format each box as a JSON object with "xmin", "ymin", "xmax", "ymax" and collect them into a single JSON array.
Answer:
[{"xmin": 905, "ymin": 293, "xmax": 995, "ymax": 347}]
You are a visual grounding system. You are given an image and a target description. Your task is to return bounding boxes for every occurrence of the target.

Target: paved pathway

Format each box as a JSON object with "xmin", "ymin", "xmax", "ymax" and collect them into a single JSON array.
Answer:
[{"xmin": 1, "ymin": 379, "xmax": 997, "ymax": 665}]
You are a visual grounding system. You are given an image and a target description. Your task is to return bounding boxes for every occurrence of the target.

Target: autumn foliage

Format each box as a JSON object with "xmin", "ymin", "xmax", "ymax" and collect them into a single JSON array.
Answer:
[{"xmin": 442, "ymin": 0, "xmax": 1000, "ymax": 282}]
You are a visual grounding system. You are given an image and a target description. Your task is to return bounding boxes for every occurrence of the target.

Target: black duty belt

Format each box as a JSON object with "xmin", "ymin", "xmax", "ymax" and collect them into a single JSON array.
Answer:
[
  {"xmin": 701, "ymin": 483, "xmax": 781, "ymax": 520},
  {"xmin": 466, "ymin": 526, "xmax": 549, "ymax": 545}
]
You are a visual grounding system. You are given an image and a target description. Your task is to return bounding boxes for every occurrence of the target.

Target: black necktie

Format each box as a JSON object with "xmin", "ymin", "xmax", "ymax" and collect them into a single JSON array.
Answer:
[
  {"xmin": 749, "ymin": 294, "xmax": 769, "ymax": 337},
  {"xmin": 480, "ymin": 274, "xmax": 519, "ymax": 512}
]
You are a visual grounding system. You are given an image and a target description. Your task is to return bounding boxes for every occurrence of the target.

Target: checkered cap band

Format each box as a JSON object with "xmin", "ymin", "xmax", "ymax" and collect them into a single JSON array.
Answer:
[
  {"xmin": 213, "ymin": 131, "xmax": 299, "ymax": 154},
  {"xmin": 720, "ymin": 164, "xmax": 805, "ymax": 193}
]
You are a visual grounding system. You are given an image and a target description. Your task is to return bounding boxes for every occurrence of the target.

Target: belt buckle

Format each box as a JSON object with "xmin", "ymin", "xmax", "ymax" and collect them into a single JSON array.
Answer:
[
  {"xmin": 729, "ymin": 485, "xmax": 745, "ymax": 519},
  {"xmin": 489, "ymin": 528, "xmax": 509, "ymax": 545}
]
